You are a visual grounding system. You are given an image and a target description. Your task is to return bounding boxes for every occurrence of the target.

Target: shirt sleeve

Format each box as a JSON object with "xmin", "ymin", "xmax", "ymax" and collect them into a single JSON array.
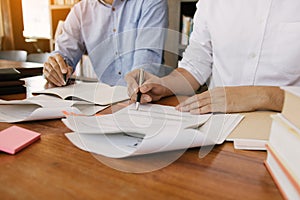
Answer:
[
  {"xmin": 131, "ymin": 0, "xmax": 168, "ymax": 76},
  {"xmin": 178, "ymin": 0, "xmax": 213, "ymax": 86},
  {"xmin": 52, "ymin": 4, "xmax": 86, "ymax": 70}
]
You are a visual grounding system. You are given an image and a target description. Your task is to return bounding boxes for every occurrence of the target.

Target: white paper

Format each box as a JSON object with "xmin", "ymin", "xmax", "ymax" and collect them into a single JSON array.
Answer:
[
  {"xmin": 64, "ymin": 104, "xmax": 244, "ymax": 158},
  {"xmin": 0, "ymin": 95, "xmax": 107, "ymax": 123},
  {"xmin": 34, "ymin": 82, "xmax": 129, "ymax": 105}
]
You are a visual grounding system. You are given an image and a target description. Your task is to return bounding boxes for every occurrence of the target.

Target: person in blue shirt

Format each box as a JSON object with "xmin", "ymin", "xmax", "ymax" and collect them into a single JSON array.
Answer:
[{"xmin": 43, "ymin": 0, "xmax": 168, "ymax": 87}]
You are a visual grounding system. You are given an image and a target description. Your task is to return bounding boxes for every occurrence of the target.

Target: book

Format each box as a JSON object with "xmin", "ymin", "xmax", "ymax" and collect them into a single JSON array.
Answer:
[
  {"xmin": 0, "ymin": 95, "xmax": 108, "ymax": 123},
  {"xmin": 265, "ymin": 144, "xmax": 300, "ymax": 199},
  {"xmin": 0, "ymin": 85, "xmax": 26, "ymax": 95},
  {"xmin": 33, "ymin": 82, "xmax": 129, "ymax": 106},
  {"xmin": 64, "ymin": 104, "xmax": 244, "ymax": 158},
  {"xmin": 281, "ymin": 87, "xmax": 300, "ymax": 129},
  {"xmin": 0, "ymin": 126, "xmax": 40, "ymax": 154},
  {"xmin": 0, "ymin": 68, "xmax": 21, "ymax": 81},
  {"xmin": 268, "ymin": 114, "xmax": 300, "ymax": 183},
  {"xmin": 181, "ymin": 15, "xmax": 193, "ymax": 45},
  {"xmin": 0, "ymin": 80, "xmax": 25, "ymax": 87},
  {"xmin": 226, "ymin": 111, "xmax": 276, "ymax": 150}
]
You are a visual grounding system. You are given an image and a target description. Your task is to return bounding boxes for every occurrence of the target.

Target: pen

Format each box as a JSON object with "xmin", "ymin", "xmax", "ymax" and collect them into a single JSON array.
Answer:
[
  {"xmin": 135, "ymin": 68, "xmax": 145, "ymax": 110},
  {"xmin": 63, "ymin": 58, "xmax": 69, "ymax": 85},
  {"xmin": 63, "ymin": 73, "xmax": 68, "ymax": 85}
]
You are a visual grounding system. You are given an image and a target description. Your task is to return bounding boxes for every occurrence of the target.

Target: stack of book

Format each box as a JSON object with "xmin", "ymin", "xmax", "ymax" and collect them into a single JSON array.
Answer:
[
  {"xmin": 265, "ymin": 87, "xmax": 300, "ymax": 199},
  {"xmin": 181, "ymin": 15, "xmax": 194, "ymax": 46},
  {"xmin": 0, "ymin": 68, "xmax": 26, "ymax": 95}
]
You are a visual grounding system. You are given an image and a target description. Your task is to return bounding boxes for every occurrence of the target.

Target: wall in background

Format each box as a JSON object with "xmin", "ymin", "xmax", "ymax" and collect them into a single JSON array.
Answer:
[{"xmin": 1, "ymin": 0, "xmax": 50, "ymax": 53}]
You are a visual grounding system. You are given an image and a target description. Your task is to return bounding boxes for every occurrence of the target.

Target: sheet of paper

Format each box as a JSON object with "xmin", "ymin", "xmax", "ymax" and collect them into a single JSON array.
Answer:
[
  {"xmin": 227, "ymin": 111, "xmax": 276, "ymax": 141},
  {"xmin": 34, "ymin": 82, "xmax": 129, "ymax": 105},
  {"xmin": 62, "ymin": 104, "xmax": 211, "ymax": 136},
  {"xmin": 0, "ymin": 95, "xmax": 107, "ymax": 123},
  {"xmin": 226, "ymin": 111, "xmax": 276, "ymax": 150},
  {"xmin": 64, "ymin": 104, "xmax": 244, "ymax": 158}
]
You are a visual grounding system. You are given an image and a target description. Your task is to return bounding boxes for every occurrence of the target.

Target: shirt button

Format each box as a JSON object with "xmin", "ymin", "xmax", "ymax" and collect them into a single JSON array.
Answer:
[
  {"xmin": 118, "ymin": 71, "xmax": 121, "ymax": 75},
  {"xmin": 249, "ymin": 53, "xmax": 257, "ymax": 59},
  {"xmin": 112, "ymin": 7, "xmax": 115, "ymax": 11},
  {"xmin": 115, "ymin": 52, "xmax": 118, "ymax": 56},
  {"xmin": 113, "ymin": 28, "xmax": 116, "ymax": 32}
]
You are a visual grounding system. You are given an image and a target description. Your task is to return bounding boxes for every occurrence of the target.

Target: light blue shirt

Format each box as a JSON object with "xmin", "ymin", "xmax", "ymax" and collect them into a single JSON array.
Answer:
[{"xmin": 54, "ymin": 0, "xmax": 168, "ymax": 86}]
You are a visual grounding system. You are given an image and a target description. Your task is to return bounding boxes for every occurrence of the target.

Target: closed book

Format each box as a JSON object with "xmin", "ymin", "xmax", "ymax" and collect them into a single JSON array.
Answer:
[
  {"xmin": 0, "ymin": 68, "xmax": 21, "ymax": 81},
  {"xmin": 0, "ymin": 80, "xmax": 25, "ymax": 87},
  {"xmin": 0, "ymin": 85, "xmax": 26, "ymax": 95},
  {"xmin": 265, "ymin": 144, "xmax": 300, "ymax": 199},
  {"xmin": 281, "ymin": 87, "xmax": 300, "ymax": 129},
  {"xmin": 269, "ymin": 114, "xmax": 300, "ymax": 182}
]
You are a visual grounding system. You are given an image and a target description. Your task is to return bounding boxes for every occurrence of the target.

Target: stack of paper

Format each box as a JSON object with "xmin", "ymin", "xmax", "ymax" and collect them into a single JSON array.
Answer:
[
  {"xmin": 0, "ymin": 82, "xmax": 129, "ymax": 123},
  {"xmin": 64, "ymin": 104, "xmax": 244, "ymax": 158}
]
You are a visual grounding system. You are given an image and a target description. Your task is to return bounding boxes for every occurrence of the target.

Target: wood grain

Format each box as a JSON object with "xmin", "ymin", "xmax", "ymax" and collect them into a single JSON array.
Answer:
[{"xmin": 0, "ymin": 65, "xmax": 282, "ymax": 199}]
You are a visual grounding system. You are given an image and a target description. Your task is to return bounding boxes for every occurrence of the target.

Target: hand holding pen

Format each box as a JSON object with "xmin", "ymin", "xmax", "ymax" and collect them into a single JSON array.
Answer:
[{"xmin": 43, "ymin": 54, "xmax": 73, "ymax": 87}]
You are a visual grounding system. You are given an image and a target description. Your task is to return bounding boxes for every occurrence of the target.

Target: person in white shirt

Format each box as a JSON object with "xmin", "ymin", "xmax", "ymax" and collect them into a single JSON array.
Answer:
[{"xmin": 126, "ymin": 0, "xmax": 300, "ymax": 114}]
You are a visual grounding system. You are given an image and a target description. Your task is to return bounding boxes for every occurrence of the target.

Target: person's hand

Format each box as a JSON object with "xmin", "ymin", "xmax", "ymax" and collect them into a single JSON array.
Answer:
[
  {"xmin": 125, "ymin": 69, "xmax": 172, "ymax": 104},
  {"xmin": 43, "ymin": 54, "xmax": 73, "ymax": 87},
  {"xmin": 176, "ymin": 86, "xmax": 284, "ymax": 114}
]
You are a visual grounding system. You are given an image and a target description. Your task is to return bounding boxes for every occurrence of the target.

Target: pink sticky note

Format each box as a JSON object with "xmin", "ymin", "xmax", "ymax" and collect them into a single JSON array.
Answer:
[{"xmin": 0, "ymin": 126, "xmax": 41, "ymax": 155}]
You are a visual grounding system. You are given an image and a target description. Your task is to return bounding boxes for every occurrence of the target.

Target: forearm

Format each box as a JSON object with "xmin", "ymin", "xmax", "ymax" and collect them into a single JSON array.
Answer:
[
  {"xmin": 254, "ymin": 86, "xmax": 284, "ymax": 112},
  {"xmin": 161, "ymin": 68, "xmax": 201, "ymax": 96}
]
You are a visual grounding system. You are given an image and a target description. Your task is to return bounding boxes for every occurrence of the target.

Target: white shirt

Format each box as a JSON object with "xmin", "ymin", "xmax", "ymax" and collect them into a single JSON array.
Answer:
[{"xmin": 179, "ymin": 0, "xmax": 300, "ymax": 88}]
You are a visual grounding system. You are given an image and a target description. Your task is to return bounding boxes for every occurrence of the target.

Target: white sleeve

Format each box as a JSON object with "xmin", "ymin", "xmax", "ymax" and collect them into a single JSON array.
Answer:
[{"xmin": 178, "ymin": 0, "xmax": 213, "ymax": 86}]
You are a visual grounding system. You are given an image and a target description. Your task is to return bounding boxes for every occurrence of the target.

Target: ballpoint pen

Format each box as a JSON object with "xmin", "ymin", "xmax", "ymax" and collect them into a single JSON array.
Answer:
[
  {"xmin": 63, "ymin": 58, "xmax": 69, "ymax": 86},
  {"xmin": 135, "ymin": 68, "xmax": 145, "ymax": 110}
]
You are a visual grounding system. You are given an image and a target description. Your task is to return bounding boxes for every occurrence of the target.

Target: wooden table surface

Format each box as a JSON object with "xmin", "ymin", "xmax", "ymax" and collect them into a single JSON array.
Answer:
[{"xmin": 0, "ymin": 76, "xmax": 282, "ymax": 199}]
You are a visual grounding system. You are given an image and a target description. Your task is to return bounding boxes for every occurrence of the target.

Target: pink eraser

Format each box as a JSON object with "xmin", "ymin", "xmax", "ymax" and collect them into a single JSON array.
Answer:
[{"xmin": 0, "ymin": 126, "xmax": 41, "ymax": 155}]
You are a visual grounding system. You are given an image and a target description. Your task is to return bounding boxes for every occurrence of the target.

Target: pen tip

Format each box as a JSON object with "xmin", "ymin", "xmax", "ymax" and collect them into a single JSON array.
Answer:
[{"xmin": 135, "ymin": 102, "xmax": 140, "ymax": 110}]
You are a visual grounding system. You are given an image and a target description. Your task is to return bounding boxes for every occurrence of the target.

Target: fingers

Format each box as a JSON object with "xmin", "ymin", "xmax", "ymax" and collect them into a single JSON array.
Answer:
[
  {"xmin": 43, "ymin": 54, "xmax": 70, "ymax": 87},
  {"xmin": 176, "ymin": 88, "xmax": 228, "ymax": 114},
  {"xmin": 125, "ymin": 69, "xmax": 156, "ymax": 103},
  {"xmin": 176, "ymin": 91, "xmax": 211, "ymax": 110},
  {"xmin": 125, "ymin": 72, "xmax": 139, "ymax": 100},
  {"xmin": 177, "ymin": 96, "xmax": 211, "ymax": 112}
]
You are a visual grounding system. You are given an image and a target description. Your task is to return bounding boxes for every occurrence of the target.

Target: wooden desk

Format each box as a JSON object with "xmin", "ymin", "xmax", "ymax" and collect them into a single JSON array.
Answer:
[
  {"xmin": 0, "ymin": 59, "xmax": 43, "ymax": 78},
  {"xmin": 0, "ymin": 79, "xmax": 281, "ymax": 199}
]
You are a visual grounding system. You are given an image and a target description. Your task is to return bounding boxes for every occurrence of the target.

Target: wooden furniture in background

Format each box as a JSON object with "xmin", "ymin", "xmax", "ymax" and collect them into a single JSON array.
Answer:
[
  {"xmin": 0, "ymin": 0, "xmax": 15, "ymax": 50},
  {"xmin": 48, "ymin": 1, "xmax": 74, "ymax": 51},
  {"xmin": 165, "ymin": 0, "xmax": 198, "ymax": 68}
]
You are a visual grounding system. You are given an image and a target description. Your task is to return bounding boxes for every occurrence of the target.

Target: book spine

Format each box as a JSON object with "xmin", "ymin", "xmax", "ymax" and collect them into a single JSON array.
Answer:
[
  {"xmin": 264, "ymin": 160, "xmax": 288, "ymax": 200},
  {"xmin": 266, "ymin": 144, "xmax": 300, "ymax": 193},
  {"xmin": 268, "ymin": 115, "xmax": 300, "ymax": 182},
  {"xmin": 282, "ymin": 90, "xmax": 300, "ymax": 129},
  {"xmin": 181, "ymin": 15, "xmax": 193, "ymax": 45}
]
